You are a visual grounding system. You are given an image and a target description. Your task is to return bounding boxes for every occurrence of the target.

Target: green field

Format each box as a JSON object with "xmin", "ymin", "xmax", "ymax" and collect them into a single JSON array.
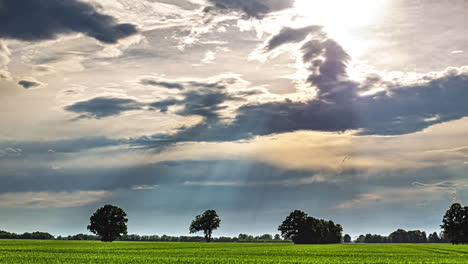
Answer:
[{"xmin": 1, "ymin": 240, "xmax": 468, "ymax": 263}]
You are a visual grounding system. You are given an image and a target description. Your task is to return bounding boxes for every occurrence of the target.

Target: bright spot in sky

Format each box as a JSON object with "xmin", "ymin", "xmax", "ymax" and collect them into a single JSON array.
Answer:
[
  {"xmin": 293, "ymin": 0, "xmax": 389, "ymax": 57},
  {"xmin": 294, "ymin": 0, "xmax": 388, "ymax": 29}
]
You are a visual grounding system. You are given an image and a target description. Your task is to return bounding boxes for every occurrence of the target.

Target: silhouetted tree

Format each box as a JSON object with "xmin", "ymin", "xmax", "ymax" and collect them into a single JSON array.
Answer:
[
  {"xmin": 278, "ymin": 210, "xmax": 342, "ymax": 244},
  {"xmin": 441, "ymin": 203, "xmax": 468, "ymax": 244},
  {"xmin": 278, "ymin": 210, "xmax": 308, "ymax": 243},
  {"xmin": 343, "ymin": 234, "xmax": 351, "ymax": 243},
  {"xmin": 258, "ymin": 234, "xmax": 273, "ymax": 240},
  {"xmin": 87, "ymin": 204, "xmax": 128, "ymax": 242},
  {"xmin": 274, "ymin": 234, "xmax": 281, "ymax": 240},
  {"xmin": 0, "ymin": 230, "xmax": 54, "ymax": 240},
  {"xmin": 428, "ymin": 232, "xmax": 441, "ymax": 243},
  {"xmin": 356, "ymin": 235, "xmax": 365, "ymax": 243},
  {"xmin": 238, "ymin": 233, "xmax": 248, "ymax": 240},
  {"xmin": 389, "ymin": 229, "xmax": 408, "ymax": 243},
  {"xmin": 189, "ymin": 210, "xmax": 220, "ymax": 242}
]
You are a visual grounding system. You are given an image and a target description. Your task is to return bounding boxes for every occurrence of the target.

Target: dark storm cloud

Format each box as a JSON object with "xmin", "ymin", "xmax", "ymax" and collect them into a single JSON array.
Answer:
[
  {"xmin": 205, "ymin": 0, "xmax": 295, "ymax": 18},
  {"xmin": 149, "ymin": 90, "xmax": 238, "ymax": 118},
  {"xmin": 267, "ymin": 26, "xmax": 353, "ymax": 102},
  {"xmin": 18, "ymin": 79, "xmax": 41, "ymax": 89},
  {"xmin": 265, "ymin": 26, "xmax": 323, "ymax": 51},
  {"xmin": 65, "ymin": 26, "xmax": 468, "ymax": 145},
  {"xmin": 140, "ymin": 79, "xmax": 185, "ymax": 90},
  {"xmin": 176, "ymin": 89, "xmax": 240, "ymax": 118},
  {"xmin": 187, "ymin": 81, "xmax": 226, "ymax": 89},
  {"xmin": 148, "ymin": 98, "xmax": 181, "ymax": 113},
  {"xmin": 149, "ymin": 82, "xmax": 243, "ymax": 118},
  {"xmin": 134, "ymin": 26, "xmax": 468, "ymax": 146},
  {"xmin": 65, "ymin": 97, "xmax": 143, "ymax": 119},
  {"xmin": 66, "ymin": 77, "xmax": 244, "ymax": 119},
  {"xmin": 0, "ymin": 0, "xmax": 137, "ymax": 44},
  {"xmin": 140, "ymin": 71, "xmax": 468, "ymax": 147},
  {"xmin": 140, "ymin": 77, "xmax": 229, "ymax": 91}
]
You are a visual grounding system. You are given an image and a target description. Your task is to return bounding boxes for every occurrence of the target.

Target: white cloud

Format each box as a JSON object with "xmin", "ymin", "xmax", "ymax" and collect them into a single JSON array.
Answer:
[
  {"xmin": 0, "ymin": 70, "xmax": 12, "ymax": 81},
  {"xmin": 0, "ymin": 191, "xmax": 112, "ymax": 208},
  {"xmin": 336, "ymin": 188, "xmax": 449, "ymax": 210},
  {"xmin": 201, "ymin": 51, "xmax": 216, "ymax": 64},
  {"xmin": 0, "ymin": 41, "xmax": 11, "ymax": 68},
  {"xmin": 131, "ymin": 185, "xmax": 159, "ymax": 190}
]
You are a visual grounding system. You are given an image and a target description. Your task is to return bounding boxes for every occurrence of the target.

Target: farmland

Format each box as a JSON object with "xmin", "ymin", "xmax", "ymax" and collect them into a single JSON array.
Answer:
[{"xmin": 1, "ymin": 240, "xmax": 468, "ymax": 263}]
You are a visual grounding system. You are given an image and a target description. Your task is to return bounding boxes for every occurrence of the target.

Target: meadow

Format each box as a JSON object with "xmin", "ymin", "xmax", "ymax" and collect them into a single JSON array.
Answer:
[{"xmin": 1, "ymin": 240, "xmax": 468, "ymax": 263}]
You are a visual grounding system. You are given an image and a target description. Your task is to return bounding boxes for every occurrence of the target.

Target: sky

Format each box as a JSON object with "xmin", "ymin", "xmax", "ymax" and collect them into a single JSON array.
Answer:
[{"xmin": 1, "ymin": 0, "xmax": 468, "ymax": 239}]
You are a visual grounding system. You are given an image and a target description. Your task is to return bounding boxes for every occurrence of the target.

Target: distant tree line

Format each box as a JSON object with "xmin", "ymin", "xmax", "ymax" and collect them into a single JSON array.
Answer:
[
  {"xmin": 36, "ymin": 233, "xmax": 289, "ymax": 243},
  {"xmin": 0, "ymin": 230, "xmax": 54, "ymax": 240},
  {"xmin": 2, "ymin": 203, "xmax": 466, "ymax": 245},
  {"xmin": 119, "ymin": 233, "xmax": 287, "ymax": 243},
  {"xmin": 355, "ymin": 230, "xmax": 447, "ymax": 243}
]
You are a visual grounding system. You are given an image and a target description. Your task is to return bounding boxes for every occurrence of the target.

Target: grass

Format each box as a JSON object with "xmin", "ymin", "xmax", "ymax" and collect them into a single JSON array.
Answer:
[{"xmin": 1, "ymin": 240, "xmax": 468, "ymax": 263}]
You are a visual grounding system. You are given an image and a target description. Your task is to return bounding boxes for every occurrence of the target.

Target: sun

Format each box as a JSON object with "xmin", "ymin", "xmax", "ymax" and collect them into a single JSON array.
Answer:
[
  {"xmin": 292, "ymin": 0, "xmax": 389, "ymax": 57},
  {"xmin": 294, "ymin": 0, "xmax": 388, "ymax": 29}
]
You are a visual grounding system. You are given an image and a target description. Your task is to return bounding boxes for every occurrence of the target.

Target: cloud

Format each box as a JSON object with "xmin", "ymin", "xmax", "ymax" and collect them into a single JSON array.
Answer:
[
  {"xmin": 412, "ymin": 181, "xmax": 464, "ymax": 203},
  {"xmin": 143, "ymin": 27, "xmax": 468, "ymax": 144},
  {"xmin": 201, "ymin": 51, "xmax": 216, "ymax": 64},
  {"xmin": 0, "ymin": 136, "xmax": 121, "ymax": 157},
  {"xmin": 131, "ymin": 185, "xmax": 159, "ymax": 190},
  {"xmin": 139, "ymin": 69, "xmax": 468, "ymax": 146},
  {"xmin": 18, "ymin": 79, "xmax": 44, "ymax": 89},
  {"xmin": 149, "ymin": 89, "xmax": 240, "ymax": 119},
  {"xmin": 55, "ymin": 25, "xmax": 468, "ymax": 148},
  {"xmin": 0, "ymin": 191, "xmax": 112, "ymax": 208},
  {"xmin": 33, "ymin": 65, "xmax": 55, "ymax": 75},
  {"xmin": 0, "ymin": 158, "xmax": 336, "ymax": 193},
  {"xmin": 0, "ymin": 41, "xmax": 12, "ymax": 81},
  {"xmin": 336, "ymin": 188, "xmax": 448, "ymax": 210},
  {"xmin": 0, "ymin": 41, "xmax": 10, "ymax": 67},
  {"xmin": 64, "ymin": 75, "xmax": 252, "ymax": 123},
  {"xmin": 0, "ymin": 70, "xmax": 12, "ymax": 81},
  {"xmin": 265, "ymin": 26, "xmax": 323, "ymax": 51},
  {"xmin": 205, "ymin": 0, "xmax": 295, "ymax": 18},
  {"xmin": 0, "ymin": 147, "xmax": 22, "ymax": 158},
  {"xmin": 65, "ymin": 97, "xmax": 144, "ymax": 119},
  {"xmin": 0, "ymin": 0, "xmax": 137, "ymax": 44},
  {"xmin": 263, "ymin": 26, "xmax": 352, "ymax": 101},
  {"xmin": 148, "ymin": 98, "xmax": 181, "ymax": 113},
  {"xmin": 146, "ymin": 75, "xmax": 250, "ymax": 118},
  {"xmin": 140, "ymin": 78, "xmax": 185, "ymax": 90}
]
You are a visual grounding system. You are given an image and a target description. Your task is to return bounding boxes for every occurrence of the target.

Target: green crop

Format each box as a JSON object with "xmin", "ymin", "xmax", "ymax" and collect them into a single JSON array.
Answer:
[{"xmin": 1, "ymin": 240, "xmax": 468, "ymax": 263}]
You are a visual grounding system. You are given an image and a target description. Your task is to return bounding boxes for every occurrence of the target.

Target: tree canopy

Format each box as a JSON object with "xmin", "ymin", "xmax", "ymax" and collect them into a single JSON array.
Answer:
[
  {"xmin": 343, "ymin": 234, "xmax": 351, "ymax": 243},
  {"xmin": 189, "ymin": 209, "xmax": 221, "ymax": 242},
  {"xmin": 87, "ymin": 204, "xmax": 128, "ymax": 242},
  {"xmin": 441, "ymin": 203, "xmax": 468, "ymax": 244},
  {"xmin": 278, "ymin": 210, "xmax": 343, "ymax": 244}
]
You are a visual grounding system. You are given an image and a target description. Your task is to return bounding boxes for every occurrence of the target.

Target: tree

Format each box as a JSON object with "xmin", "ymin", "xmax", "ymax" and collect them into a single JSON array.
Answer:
[
  {"xmin": 389, "ymin": 229, "xmax": 408, "ymax": 243},
  {"xmin": 278, "ymin": 210, "xmax": 308, "ymax": 243},
  {"xmin": 274, "ymin": 234, "xmax": 281, "ymax": 240},
  {"xmin": 441, "ymin": 203, "xmax": 468, "ymax": 244},
  {"xmin": 189, "ymin": 210, "xmax": 221, "ymax": 242},
  {"xmin": 258, "ymin": 234, "xmax": 273, "ymax": 240},
  {"xmin": 238, "ymin": 233, "xmax": 248, "ymax": 240},
  {"xmin": 87, "ymin": 204, "xmax": 128, "ymax": 242},
  {"xmin": 278, "ymin": 210, "xmax": 343, "ymax": 244},
  {"xmin": 428, "ymin": 232, "xmax": 441, "ymax": 243},
  {"xmin": 343, "ymin": 234, "xmax": 351, "ymax": 243}
]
